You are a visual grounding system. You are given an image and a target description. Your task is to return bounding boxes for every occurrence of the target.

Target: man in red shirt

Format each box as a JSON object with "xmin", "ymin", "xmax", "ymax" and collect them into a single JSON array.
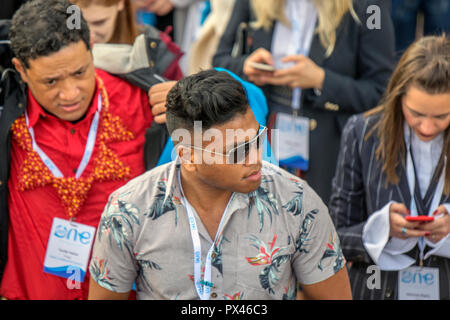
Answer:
[{"xmin": 0, "ymin": 0, "xmax": 155, "ymax": 299}]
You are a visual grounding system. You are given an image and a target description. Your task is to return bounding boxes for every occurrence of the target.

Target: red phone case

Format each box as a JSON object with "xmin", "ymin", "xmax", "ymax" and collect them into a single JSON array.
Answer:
[{"xmin": 405, "ymin": 216, "xmax": 434, "ymax": 222}]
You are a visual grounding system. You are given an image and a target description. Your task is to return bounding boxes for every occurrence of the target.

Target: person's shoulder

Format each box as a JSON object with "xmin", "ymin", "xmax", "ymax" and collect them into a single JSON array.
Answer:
[
  {"xmin": 344, "ymin": 110, "xmax": 381, "ymax": 139},
  {"xmin": 259, "ymin": 163, "xmax": 329, "ymax": 236},
  {"xmin": 109, "ymin": 161, "xmax": 176, "ymax": 207},
  {"xmin": 96, "ymin": 68, "xmax": 143, "ymax": 95},
  {"xmin": 260, "ymin": 162, "xmax": 327, "ymax": 212}
]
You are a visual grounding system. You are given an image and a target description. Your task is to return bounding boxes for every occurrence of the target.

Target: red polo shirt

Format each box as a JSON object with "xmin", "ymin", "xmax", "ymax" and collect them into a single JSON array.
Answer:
[{"xmin": 1, "ymin": 69, "xmax": 152, "ymax": 299}]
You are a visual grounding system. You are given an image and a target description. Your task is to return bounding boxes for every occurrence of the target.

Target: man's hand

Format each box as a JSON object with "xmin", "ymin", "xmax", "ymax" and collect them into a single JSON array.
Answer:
[{"xmin": 149, "ymin": 81, "xmax": 177, "ymax": 124}]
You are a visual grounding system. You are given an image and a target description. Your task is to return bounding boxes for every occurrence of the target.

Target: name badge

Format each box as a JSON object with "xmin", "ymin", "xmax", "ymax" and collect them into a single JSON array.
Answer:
[
  {"xmin": 43, "ymin": 218, "xmax": 96, "ymax": 283},
  {"xmin": 273, "ymin": 113, "xmax": 309, "ymax": 171},
  {"xmin": 398, "ymin": 266, "xmax": 439, "ymax": 300}
]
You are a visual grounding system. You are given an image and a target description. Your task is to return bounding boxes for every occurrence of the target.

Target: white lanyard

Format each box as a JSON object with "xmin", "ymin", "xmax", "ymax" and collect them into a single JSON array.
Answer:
[
  {"xmin": 290, "ymin": 0, "xmax": 317, "ymax": 114},
  {"xmin": 178, "ymin": 169, "xmax": 233, "ymax": 300},
  {"xmin": 24, "ymin": 94, "xmax": 102, "ymax": 179},
  {"xmin": 405, "ymin": 127, "xmax": 446, "ymax": 265}
]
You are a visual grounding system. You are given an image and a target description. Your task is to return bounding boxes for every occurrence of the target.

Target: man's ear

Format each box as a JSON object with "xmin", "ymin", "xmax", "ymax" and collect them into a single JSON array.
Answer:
[
  {"xmin": 12, "ymin": 57, "xmax": 28, "ymax": 84},
  {"xmin": 178, "ymin": 146, "xmax": 197, "ymax": 173}
]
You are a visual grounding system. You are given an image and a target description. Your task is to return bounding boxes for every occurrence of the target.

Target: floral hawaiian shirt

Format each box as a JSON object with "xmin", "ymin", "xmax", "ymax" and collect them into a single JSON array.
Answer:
[{"xmin": 89, "ymin": 161, "xmax": 345, "ymax": 300}]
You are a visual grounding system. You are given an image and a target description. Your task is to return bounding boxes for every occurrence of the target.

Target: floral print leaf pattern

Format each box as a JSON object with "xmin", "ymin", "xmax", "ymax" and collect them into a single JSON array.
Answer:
[
  {"xmin": 211, "ymin": 234, "xmax": 230, "ymax": 275},
  {"xmin": 224, "ymin": 291, "xmax": 244, "ymax": 300},
  {"xmin": 90, "ymin": 257, "xmax": 117, "ymax": 291},
  {"xmin": 118, "ymin": 200, "xmax": 140, "ymax": 225},
  {"xmin": 295, "ymin": 209, "xmax": 318, "ymax": 254},
  {"xmin": 283, "ymin": 179, "xmax": 304, "ymax": 216},
  {"xmin": 144, "ymin": 180, "xmax": 181, "ymax": 224},
  {"xmin": 248, "ymin": 185, "xmax": 279, "ymax": 232},
  {"xmin": 282, "ymin": 283, "xmax": 297, "ymax": 300},
  {"xmin": 246, "ymin": 234, "xmax": 291, "ymax": 295},
  {"xmin": 318, "ymin": 233, "xmax": 345, "ymax": 273},
  {"xmin": 98, "ymin": 194, "xmax": 136, "ymax": 256},
  {"xmin": 135, "ymin": 253, "xmax": 162, "ymax": 292}
]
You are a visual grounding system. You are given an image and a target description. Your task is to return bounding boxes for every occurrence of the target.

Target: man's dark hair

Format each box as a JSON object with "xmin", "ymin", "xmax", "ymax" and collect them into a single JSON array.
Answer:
[
  {"xmin": 166, "ymin": 70, "xmax": 249, "ymax": 136},
  {"xmin": 9, "ymin": 0, "xmax": 90, "ymax": 69}
]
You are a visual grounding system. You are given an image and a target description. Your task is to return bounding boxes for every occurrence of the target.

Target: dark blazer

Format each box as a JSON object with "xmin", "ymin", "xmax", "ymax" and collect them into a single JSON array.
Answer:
[
  {"xmin": 329, "ymin": 113, "xmax": 450, "ymax": 300},
  {"xmin": 212, "ymin": 0, "xmax": 396, "ymax": 203}
]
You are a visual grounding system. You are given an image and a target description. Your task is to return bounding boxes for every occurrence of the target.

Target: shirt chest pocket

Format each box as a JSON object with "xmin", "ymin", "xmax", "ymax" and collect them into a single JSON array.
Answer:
[{"xmin": 236, "ymin": 233, "xmax": 296, "ymax": 296}]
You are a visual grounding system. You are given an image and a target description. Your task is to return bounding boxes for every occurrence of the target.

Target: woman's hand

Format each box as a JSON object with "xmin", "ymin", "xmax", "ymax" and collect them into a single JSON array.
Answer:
[
  {"xmin": 263, "ymin": 54, "xmax": 325, "ymax": 89},
  {"xmin": 416, "ymin": 205, "xmax": 450, "ymax": 243},
  {"xmin": 134, "ymin": 0, "xmax": 173, "ymax": 15},
  {"xmin": 148, "ymin": 81, "xmax": 177, "ymax": 124},
  {"xmin": 243, "ymin": 48, "xmax": 275, "ymax": 86},
  {"xmin": 389, "ymin": 203, "xmax": 430, "ymax": 239}
]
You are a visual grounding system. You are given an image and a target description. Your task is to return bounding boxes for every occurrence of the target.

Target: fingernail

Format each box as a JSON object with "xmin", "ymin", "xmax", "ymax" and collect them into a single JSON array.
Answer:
[
  {"xmin": 433, "ymin": 210, "xmax": 439, "ymax": 216},
  {"xmin": 425, "ymin": 232, "xmax": 431, "ymax": 236}
]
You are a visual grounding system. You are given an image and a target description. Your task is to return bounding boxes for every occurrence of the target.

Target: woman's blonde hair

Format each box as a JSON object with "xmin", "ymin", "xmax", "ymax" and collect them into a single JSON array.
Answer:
[
  {"xmin": 249, "ymin": 0, "xmax": 359, "ymax": 57},
  {"xmin": 365, "ymin": 34, "xmax": 450, "ymax": 195},
  {"xmin": 74, "ymin": 0, "xmax": 139, "ymax": 45}
]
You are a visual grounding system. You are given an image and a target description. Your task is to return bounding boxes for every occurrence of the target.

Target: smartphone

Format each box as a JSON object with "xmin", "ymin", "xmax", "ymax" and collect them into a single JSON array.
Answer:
[
  {"xmin": 248, "ymin": 61, "xmax": 275, "ymax": 72},
  {"xmin": 405, "ymin": 216, "xmax": 434, "ymax": 222}
]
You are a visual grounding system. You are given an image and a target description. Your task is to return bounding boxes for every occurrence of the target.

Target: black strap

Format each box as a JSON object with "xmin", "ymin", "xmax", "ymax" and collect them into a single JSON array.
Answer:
[{"xmin": 410, "ymin": 145, "xmax": 445, "ymax": 215}]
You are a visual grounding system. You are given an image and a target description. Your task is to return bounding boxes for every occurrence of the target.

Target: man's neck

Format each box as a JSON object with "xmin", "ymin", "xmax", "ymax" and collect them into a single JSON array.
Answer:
[{"xmin": 180, "ymin": 167, "xmax": 233, "ymax": 238}]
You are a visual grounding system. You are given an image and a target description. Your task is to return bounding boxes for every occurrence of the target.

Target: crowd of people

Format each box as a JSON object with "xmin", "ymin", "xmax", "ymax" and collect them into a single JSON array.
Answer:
[{"xmin": 0, "ymin": 0, "xmax": 449, "ymax": 300}]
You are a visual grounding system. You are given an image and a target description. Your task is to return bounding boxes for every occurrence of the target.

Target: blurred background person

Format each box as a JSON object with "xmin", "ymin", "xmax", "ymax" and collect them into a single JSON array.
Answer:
[
  {"xmin": 188, "ymin": 0, "xmax": 236, "ymax": 75},
  {"xmin": 131, "ymin": 0, "xmax": 211, "ymax": 74},
  {"xmin": 391, "ymin": 0, "xmax": 450, "ymax": 57},
  {"xmin": 73, "ymin": 0, "xmax": 139, "ymax": 45},
  {"xmin": 212, "ymin": 0, "xmax": 396, "ymax": 204},
  {"xmin": 72, "ymin": 0, "xmax": 183, "ymax": 83},
  {"xmin": 329, "ymin": 35, "xmax": 450, "ymax": 300}
]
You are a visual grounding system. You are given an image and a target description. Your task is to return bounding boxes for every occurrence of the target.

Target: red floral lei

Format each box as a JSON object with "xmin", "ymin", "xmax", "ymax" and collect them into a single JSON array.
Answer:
[{"xmin": 10, "ymin": 76, "xmax": 134, "ymax": 219}]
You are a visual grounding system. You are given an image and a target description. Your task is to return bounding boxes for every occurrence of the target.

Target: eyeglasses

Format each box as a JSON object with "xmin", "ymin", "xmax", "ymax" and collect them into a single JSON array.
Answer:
[{"xmin": 180, "ymin": 125, "xmax": 267, "ymax": 164}]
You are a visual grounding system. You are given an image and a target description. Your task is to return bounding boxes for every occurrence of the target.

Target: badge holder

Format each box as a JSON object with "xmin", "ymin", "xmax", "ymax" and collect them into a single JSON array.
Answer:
[
  {"xmin": 43, "ymin": 217, "xmax": 96, "ymax": 283},
  {"xmin": 271, "ymin": 88, "xmax": 310, "ymax": 171}
]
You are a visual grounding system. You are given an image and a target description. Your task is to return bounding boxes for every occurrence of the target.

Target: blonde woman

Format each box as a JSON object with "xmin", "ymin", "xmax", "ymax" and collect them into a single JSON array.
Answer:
[
  {"xmin": 213, "ymin": 0, "xmax": 395, "ymax": 204},
  {"xmin": 329, "ymin": 35, "xmax": 450, "ymax": 300}
]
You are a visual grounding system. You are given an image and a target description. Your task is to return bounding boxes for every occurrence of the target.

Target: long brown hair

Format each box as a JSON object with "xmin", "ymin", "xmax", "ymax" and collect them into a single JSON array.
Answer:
[
  {"xmin": 249, "ymin": 0, "xmax": 359, "ymax": 57},
  {"xmin": 75, "ymin": 0, "xmax": 139, "ymax": 45},
  {"xmin": 365, "ymin": 35, "xmax": 450, "ymax": 195}
]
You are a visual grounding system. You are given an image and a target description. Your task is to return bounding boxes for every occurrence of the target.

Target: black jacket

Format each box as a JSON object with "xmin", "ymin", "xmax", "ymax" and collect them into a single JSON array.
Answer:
[
  {"xmin": 212, "ymin": 0, "xmax": 396, "ymax": 203},
  {"xmin": 329, "ymin": 113, "xmax": 450, "ymax": 299},
  {"xmin": 0, "ymin": 22, "xmax": 176, "ymax": 283}
]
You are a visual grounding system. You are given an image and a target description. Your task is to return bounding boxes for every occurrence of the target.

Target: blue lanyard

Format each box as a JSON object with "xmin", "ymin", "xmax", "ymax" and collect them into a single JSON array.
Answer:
[
  {"xmin": 24, "ymin": 94, "xmax": 102, "ymax": 179},
  {"xmin": 178, "ymin": 168, "xmax": 233, "ymax": 299}
]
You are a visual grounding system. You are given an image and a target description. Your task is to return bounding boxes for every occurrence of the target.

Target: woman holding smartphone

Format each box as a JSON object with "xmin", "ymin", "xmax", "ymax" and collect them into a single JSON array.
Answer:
[
  {"xmin": 212, "ymin": 0, "xmax": 395, "ymax": 204},
  {"xmin": 329, "ymin": 35, "xmax": 450, "ymax": 300}
]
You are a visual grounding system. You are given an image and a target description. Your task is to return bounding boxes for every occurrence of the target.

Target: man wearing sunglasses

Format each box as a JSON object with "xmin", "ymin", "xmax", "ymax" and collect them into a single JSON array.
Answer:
[{"xmin": 88, "ymin": 69, "xmax": 352, "ymax": 300}]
